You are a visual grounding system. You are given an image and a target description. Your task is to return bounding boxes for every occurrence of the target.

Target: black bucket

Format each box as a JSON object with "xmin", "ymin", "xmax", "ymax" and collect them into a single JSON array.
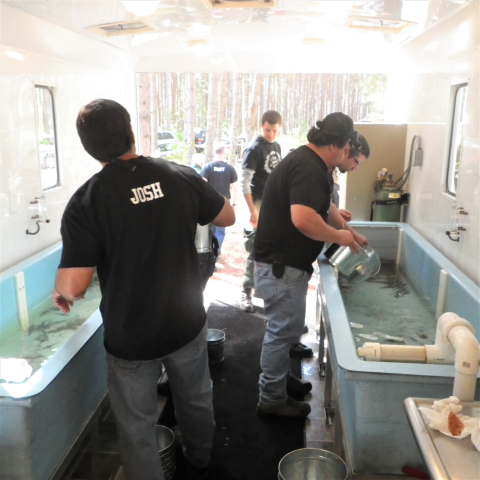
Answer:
[{"xmin": 207, "ymin": 328, "xmax": 225, "ymax": 365}]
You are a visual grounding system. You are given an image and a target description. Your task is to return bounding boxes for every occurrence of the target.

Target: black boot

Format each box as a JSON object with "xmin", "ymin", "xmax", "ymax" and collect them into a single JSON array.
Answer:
[
  {"xmin": 286, "ymin": 374, "xmax": 312, "ymax": 398},
  {"xmin": 289, "ymin": 342, "xmax": 313, "ymax": 359}
]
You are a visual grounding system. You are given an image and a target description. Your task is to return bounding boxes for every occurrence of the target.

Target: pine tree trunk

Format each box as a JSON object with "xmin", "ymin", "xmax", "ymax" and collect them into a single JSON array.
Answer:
[
  {"xmin": 216, "ymin": 73, "xmax": 227, "ymax": 142},
  {"xmin": 183, "ymin": 73, "xmax": 196, "ymax": 165},
  {"xmin": 229, "ymin": 73, "xmax": 241, "ymax": 165},
  {"xmin": 246, "ymin": 73, "xmax": 263, "ymax": 143},
  {"xmin": 149, "ymin": 73, "xmax": 158, "ymax": 155},
  {"xmin": 137, "ymin": 73, "xmax": 151, "ymax": 156},
  {"xmin": 205, "ymin": 72, "xmax": 220, "ymax": 163}
]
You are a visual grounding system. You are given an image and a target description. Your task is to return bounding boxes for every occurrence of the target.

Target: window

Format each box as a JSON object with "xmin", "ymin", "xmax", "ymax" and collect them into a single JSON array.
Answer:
[
  {"xmin": 35, "ymin": 86, "xmax": 59, "ymax": 190},
  {"xmin": 446, "ymin": 84, "xmax": 468, "ymax": 196}
]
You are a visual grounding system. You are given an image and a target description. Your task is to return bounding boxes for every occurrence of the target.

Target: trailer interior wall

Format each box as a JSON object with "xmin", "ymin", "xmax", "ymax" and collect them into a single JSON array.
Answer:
[
  {"xmin": 400, "ymin": 1, "xmax": 479, "ymax": 285},
  {"xmin": 0, "ymin": 4, "xmax": 138, "ymax": 271}
]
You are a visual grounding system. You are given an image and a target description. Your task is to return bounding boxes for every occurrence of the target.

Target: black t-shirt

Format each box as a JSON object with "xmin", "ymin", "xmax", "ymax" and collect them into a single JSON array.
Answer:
[
  {"xmin": 241, "ymin": 136, "xmax": 281, "ymax": 201},
  {"xmin": 59, "ymin": 156, "xmax": 225, "ymax": 360},
  {"xmin": 254, "ymin": 146, "xmax": 333, "ymax": 274},
  {"xmin": 200, "ymin": 161, "xmax": 238, "ymax": 199}
]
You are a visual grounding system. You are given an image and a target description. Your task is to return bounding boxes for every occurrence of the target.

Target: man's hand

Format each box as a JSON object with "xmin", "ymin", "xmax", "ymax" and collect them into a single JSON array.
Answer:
[
  {"xmin": 52, "ymin": 288, "xmax": 74, "ymax": 313},
  {"xmin": 339, "ymin": 209, "xmax": 352, "ymax": 222},
  {"xmin": 353, "ymin": 231, "xmax": 368, "ymax": 247},
  {"xmin": 335, "ymin": 230, "xmax": 360, "ymax": 253},
  {"xmin": 249, "ymin": 208, "xmax": 259, "ymax": 227}
]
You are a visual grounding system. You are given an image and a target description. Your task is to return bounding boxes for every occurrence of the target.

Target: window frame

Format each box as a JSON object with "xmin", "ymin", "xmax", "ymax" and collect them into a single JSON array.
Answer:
[
  {"xmin": 445, "ymin": 83, "xmax": 468, "ymax": 197},
  {"xmin": 35, "ymin": 85, "xmax": 60, "ymax": 191}
]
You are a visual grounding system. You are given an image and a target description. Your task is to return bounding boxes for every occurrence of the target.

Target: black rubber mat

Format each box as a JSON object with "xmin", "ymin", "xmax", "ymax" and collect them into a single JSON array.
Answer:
[{"xmin": 165, "ymin": 300, "xmax": 305, "ymax": 480}]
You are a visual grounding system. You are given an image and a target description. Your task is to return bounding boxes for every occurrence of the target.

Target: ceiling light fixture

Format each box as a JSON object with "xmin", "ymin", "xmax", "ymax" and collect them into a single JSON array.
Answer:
[
  {"xmin": 347, "ymin": 16, "xmax": 415, "ymax": 34},
  {"xmin": 188, "ymin": 39, "xmax": 212, "ymax": 57},
  {"xmin": 199, "ymin": 0, "xmax": 278, "ymax": 9},
  {"xmin": 4, "ymin": 50, "xmax": 25, "ymax": 61}
]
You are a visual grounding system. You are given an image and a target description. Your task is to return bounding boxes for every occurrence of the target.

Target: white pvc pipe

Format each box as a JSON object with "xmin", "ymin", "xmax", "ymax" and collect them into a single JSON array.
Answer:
[
  {"xmin": 396, "ymin": 229, "xmax": 404, "ymax": 266},
  {"xmin": 436, "ymin": 269, "xmax": 448, "ymax": 319},
  {"xmin": 13, "ymin": 272, "xmax": 29, "ymax": 331}
]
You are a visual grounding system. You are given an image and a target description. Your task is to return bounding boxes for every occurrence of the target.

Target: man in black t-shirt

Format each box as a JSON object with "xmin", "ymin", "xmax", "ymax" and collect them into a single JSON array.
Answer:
[
  {"xmin": 239, "ymin": 110, "xmax": 282, "ymax": 312},
  {"xmin": 201, "ymin": 144, "xmax": 239, "ymax": 256},
  {"xmin": 254, "ymin": 113, "xmax": 369, "ymax": 419},
  {"xmin": 52, "ymin": 100, "xmax": 234, "ymax": 480}
]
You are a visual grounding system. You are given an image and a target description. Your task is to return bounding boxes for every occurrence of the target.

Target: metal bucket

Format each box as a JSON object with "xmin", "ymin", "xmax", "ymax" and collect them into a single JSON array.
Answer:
[
  {"xmin": 278, "ymin": 448, "xmax": 348, "ymax": 480},
  {"xmin": 207, "ymin": 328, "xmax": 225, "ymax": 365},
  {"xmin": 156, "ymin": 425, "xmax": 176, "ymax": 480}
]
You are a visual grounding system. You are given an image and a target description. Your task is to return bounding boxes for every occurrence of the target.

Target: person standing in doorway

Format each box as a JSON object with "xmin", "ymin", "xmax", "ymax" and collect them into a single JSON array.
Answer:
[
  {"xmin": 52, "ymin": 99, "xmax": 235, "ymax": 480},
  {"xmin": 201, "ymin": 144, "xmax": 240, "ymax": 256},
  {"xmin": 239, "ymin": 110, "xmax": 282, "ymax": 313},
  {"xmin": 254, "ymin": 113, "xmax": 369, "ymax": 418}
]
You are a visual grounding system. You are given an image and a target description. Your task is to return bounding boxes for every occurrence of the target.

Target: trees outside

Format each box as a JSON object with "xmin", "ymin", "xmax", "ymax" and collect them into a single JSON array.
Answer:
[{"xmin": 136, "ymin": 73, "xmax": 388, "ymax": 165}]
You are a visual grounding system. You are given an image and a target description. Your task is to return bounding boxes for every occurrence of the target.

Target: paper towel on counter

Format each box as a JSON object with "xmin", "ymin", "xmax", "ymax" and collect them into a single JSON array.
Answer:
[
  {"xmin": 419, "ymin": 396, "xmax": 480, "ymax": 451},
  {"xmin": 0, "ymin": 358, "xmax": 33, "ymax": 382}
]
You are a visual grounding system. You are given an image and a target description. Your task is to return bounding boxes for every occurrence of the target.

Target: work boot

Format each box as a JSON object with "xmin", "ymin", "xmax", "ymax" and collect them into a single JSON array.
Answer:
[
  {"xmin": 256, "ymin": 396, "xmax": 311, "ymax": 419},
  {"xmin": 240, "ymin": 289, "xmax": 254, "ymax": 313},
  {"xmin": 286, "ymin": 374, "xmax": 312, "ymax": 398},
  {"xmin": 289, "ymin": 342, "xmax": 313, "ymax": 359}
]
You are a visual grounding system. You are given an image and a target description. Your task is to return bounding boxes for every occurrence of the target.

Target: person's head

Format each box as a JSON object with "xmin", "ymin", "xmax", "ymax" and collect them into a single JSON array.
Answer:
[
  {"xmin": 260, "ymin": 110, "xmax": 282, "ymax": 144},
  {"xmin": 337, "ymin": 133, "xmax": 370, "ymax": 173},
  {"xmin": 307, "ymin": 112, "xmax": 360, "ymax": 165},
  {"xmin": 214, "ymin": 144, "xmax": 226, "ymax": 160},
  {"xmin": 76, "ymin": 99, "xmax": 133, "ymax": 163}
]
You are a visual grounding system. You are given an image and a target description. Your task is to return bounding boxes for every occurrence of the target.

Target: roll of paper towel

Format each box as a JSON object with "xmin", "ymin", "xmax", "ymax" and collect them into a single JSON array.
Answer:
[{"xmin": 0, "ymin": 358, "xmax": 33, "ymax": 382}]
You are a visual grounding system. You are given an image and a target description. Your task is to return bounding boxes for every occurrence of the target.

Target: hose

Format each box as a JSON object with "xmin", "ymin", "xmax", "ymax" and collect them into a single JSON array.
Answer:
[{"xmin": 395, "ymin": 135, "xmax": 421, "ymax": 191}]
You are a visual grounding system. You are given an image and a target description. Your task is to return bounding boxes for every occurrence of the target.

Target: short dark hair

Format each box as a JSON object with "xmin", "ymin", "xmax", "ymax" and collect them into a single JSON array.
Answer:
[
  {"xmin": 76, "ymin": 99, "xmax": 132, "ymax": 163},
  {"xmin": 214, "ymin": 144, "xmax": 226, "ymax": 155},
  {"xmin": 261, "ymin": 110, "xmax": 282, "ymax": 126},
  {"xmin": 349, "ymin": 133, "xmax": 370, "ymax": 158},
  {"xmin": 307, "ymin": 112, "xmax": 358, "ymax": 149}
]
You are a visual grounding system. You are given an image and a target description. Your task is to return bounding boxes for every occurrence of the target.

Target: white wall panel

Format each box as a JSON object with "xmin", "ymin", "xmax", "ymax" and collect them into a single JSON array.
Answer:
[
  {"xmin": 401, "ymin": 1, "xmax": 479, "ymax": 285},
  {"xmin": 0, "ymin": 9, "xmax": 137, "ymax": 271}
]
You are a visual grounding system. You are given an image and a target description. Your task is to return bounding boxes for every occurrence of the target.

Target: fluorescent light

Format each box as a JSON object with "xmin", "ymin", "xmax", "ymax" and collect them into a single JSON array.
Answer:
[
  {"xmin": 188, "ymin": 39, "xmax": 212, "ymax": 57},
  {"xmin": 5, "ymin": 50, "xmax": 25, "ymax": 61},
  {"xmin": 122, "ymin": 1, "xmax": 159, "ymax": 17}
]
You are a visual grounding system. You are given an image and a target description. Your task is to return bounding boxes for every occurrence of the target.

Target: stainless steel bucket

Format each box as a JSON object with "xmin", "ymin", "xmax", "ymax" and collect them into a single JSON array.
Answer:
[
  {"xmin": 156, "ymin": 425, "xmax": 176, "ymax": 480},
  {"xmin": 278, "ymin": 448, "xmax": 348, "ymax": 480},
  {"xmin": 207, "ymin": 328, "xmax": 225, "ymax": 365}
]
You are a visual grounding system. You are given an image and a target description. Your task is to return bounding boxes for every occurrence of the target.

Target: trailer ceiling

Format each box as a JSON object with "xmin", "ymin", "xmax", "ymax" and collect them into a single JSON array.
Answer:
[{"xmin": 1, "ymin": 0, "xmax": 471, "ymax": 72}]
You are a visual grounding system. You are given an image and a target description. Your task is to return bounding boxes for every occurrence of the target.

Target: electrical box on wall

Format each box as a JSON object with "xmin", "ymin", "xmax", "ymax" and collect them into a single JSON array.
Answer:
[{"xmin": 413, "ymin": 149, "xmax": 423, "ymax": 167}]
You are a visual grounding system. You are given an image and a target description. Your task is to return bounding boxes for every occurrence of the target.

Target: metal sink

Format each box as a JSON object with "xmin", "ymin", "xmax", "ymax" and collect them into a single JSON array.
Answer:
[{"xmin": 404, "ymin": 397, "xmax": 480, "ymax": 480}]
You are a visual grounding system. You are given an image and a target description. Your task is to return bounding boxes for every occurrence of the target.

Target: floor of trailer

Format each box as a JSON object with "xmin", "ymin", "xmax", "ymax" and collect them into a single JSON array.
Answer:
[{"xmin": 57, "ymin": 225, "xmax": 418, "ymax": 480}]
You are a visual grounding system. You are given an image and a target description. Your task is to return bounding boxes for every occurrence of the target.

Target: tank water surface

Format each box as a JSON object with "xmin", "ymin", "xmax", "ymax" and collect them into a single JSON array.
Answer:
[
  {"xmin": 339, "ymin": 262, "xmax": 437, "ymax": 349},
  {"xmin": 0, "ymin": 276, "xmax": 101, "ymax": 379}
]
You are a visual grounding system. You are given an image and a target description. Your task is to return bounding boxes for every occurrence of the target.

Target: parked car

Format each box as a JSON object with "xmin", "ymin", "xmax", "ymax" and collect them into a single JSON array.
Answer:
[
  {"xmin": 157, "ymin": 130, "xmax": 177, "ymax": 156},
  {"xmin": 194, "ymin": 128, "xmax": 245, "ymax": 156}
]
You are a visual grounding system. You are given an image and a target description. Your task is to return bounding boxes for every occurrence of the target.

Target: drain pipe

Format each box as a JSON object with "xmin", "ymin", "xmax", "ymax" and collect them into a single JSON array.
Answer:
[{"xmin": 357, "ymin": 313, "xmax": 479, "ymax": 401}]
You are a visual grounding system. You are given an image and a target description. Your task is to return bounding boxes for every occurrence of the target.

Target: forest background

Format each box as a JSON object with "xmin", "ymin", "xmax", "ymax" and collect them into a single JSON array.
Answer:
[{"xmin": 136, "ymin": 72, "xmax": 387, "ymax": 165}]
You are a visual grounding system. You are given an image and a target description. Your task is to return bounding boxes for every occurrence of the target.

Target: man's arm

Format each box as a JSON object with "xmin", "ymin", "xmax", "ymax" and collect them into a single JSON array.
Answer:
[
  {"xmin": 212, "ymin": 197, "xmax": 235, "ymax": 227},
  {"xmin": 328, "ymin": 203, "xmax": 368, "ymax": 246},
  {"xmin": 239, "ymin": 168, "xmax": 258, "ymax": 226},
  {"xmin": 53, "ymin": 267, "xmax": 95, "ymax": 313},
  {"xmin": 291, "ymin": 204, "xmax": 359, "ymax": 251}
]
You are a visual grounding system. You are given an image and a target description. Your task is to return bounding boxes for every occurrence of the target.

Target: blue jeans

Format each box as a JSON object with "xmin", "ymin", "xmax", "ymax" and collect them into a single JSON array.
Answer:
[
  {"xmin": 254, "ymin": 262, "xmax": 311, "ymax": 405},
  {"xmin": 107, "ymin": 323, "xmax": 214, "ymax": 480},
  {"xmin": 212, "ymin": 226, "xmax": 226, "ymax": 256}
]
